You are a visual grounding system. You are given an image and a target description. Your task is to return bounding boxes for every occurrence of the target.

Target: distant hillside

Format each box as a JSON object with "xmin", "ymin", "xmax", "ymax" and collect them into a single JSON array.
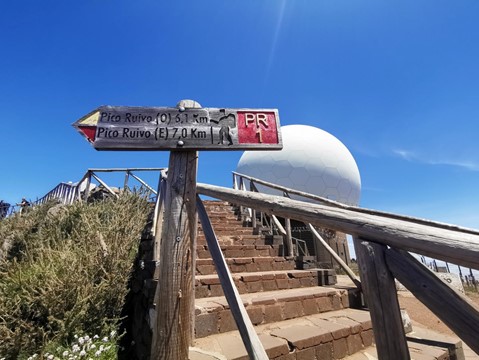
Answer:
[{"xmin": 0, "ymin": 193, "xmax": 150, "ymax": 359}]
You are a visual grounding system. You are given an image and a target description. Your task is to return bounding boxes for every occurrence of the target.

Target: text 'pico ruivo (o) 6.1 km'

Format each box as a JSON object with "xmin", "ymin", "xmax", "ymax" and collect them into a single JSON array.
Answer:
[{"xmin": 72, "ymin": 105, "xmax": 282, "ymax": 151}]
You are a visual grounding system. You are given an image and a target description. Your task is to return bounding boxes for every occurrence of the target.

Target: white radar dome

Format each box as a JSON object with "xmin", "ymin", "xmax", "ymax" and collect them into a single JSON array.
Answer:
[{"xmin": 236, "ymin": 124, "xmax": 361, "ymax": 206}]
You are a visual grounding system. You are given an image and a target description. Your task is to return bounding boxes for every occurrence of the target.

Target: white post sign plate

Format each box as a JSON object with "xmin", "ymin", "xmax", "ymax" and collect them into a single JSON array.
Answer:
[{"xmin": 73, "ymin": 106, "xmax": 282, "ymax": 151}]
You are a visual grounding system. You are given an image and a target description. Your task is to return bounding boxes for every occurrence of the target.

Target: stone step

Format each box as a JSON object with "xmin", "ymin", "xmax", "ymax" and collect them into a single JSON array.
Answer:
[
  {"xmin": 196, "ymin": 257, "xmax": 296, "ymax": 275},
  {"xmin": 197, "ymin": 234, "xmax": 283, "ymax": 246},
  {"xmin": 191, "ymin": 308, "xmax": 374, "ymax": 360},
  {"xmin": 195, "ymin": 269, "xmax": 338, "ymax": 298},
  {"xmin": 197, "ymin": 220, "xmax": 246, "ymax": 228},
  {"xmin": 197, "ymin": 213, "xmax": 241, "ymax": 221},
  {"xmin": 196, "ymin": 244, "xmax": 284, "ymax": 259},
  {"xmin": 343, "ymin": 325, "xmax": 464, "ymax": 360},
  {"xmin": 194, "ymin": 286, "xmax": 361, "ymax": 338},
  {"xmin": 198, "ymin": 228, "xmax": 256, "ymax": 237},
  {"xmin": 191, "ymin": 317, "xmax": 459, "ymax": 360}
]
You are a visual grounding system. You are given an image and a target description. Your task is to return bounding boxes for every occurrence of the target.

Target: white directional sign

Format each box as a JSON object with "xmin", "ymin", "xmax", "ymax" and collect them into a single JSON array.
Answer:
[{"xmin": 73, "ymin": 106, "xmax": 282, "ymax": 151}]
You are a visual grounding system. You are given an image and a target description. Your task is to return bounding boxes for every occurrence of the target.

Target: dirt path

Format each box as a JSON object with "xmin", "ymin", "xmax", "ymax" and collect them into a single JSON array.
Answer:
[{"xmin": 397, "ymin": 291, "xmax": 479, "ymax": 337}]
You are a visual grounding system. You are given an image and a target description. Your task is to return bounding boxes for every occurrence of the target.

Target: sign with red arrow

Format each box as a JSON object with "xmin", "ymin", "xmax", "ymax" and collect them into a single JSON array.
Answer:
[{"xmin": 73, "ymin": 106, "xmax": 282, "ymax": 151}]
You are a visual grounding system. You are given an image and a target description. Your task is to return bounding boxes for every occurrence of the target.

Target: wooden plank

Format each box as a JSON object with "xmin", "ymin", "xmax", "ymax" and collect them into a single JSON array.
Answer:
[
  {"xmin": 353, "ymin": 238, "xmax": 410, "ymax": 359},
  {"xmin": 151, "ymin": 150, "xmax": 198, "ymax": 359},
  {"xmin": 271, "ymin": 214, "xmax": 287, "ymax": 236},
  {"xmin": 90, "ymin": 173, "xmax": 119, "ymax": 198},
  {"xmin": 83, "ymin": 171, "xmax": 92, "ymax": 201},
  {"xmin": 129, "ymin": 172, "xmax": 157, "ymax": 195},
  {"xmin": 196, "ymin": 183, "xmax": 479, "ymax": 268},
  {"xmin": 123, "ymin": 171, "xmax": 130, "ymax": 190},
  {"xmin": 309, "ymin": 224, "xmax": 361, "ymax": 288},
  {"xmin": 196, "ymin": 196, "xmax": 269, "ymax": 360},
  {"xmin": 88, "ymin": 167, "xmax": 166, "ymax": 172},
  {"xmin": 385, "ymin": 248, "xmax": 479, "ymax": 354},
  {"xmin": 232, "ymin": 172, "xmax": 479, "ymax": 236}
]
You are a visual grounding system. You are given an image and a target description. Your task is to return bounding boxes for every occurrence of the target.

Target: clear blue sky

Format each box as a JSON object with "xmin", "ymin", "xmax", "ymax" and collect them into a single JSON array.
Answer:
[{"xmin": 1, "ymin": 1, "xmax": 479, "ymax": 230}]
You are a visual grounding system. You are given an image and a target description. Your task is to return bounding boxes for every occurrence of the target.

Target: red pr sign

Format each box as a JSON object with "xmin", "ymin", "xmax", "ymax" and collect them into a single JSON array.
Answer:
[{"xmin": 237, "ymin": 111, "xmax": 279, "ymax": 145}]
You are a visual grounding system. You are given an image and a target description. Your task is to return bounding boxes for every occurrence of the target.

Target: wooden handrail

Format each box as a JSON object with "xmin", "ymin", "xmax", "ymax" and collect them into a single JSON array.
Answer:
[
  {"xmin": 233, "ymin": 172, "xmax": 479, "ymax": 236},
  {"xmin": 197, "ymin": 183, "xmax": 479, "ymax": 269}
]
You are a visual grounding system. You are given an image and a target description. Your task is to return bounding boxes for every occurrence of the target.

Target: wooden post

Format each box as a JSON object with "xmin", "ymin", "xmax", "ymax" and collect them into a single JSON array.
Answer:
[
  {"xmin": 123, "ymin": 170, "xmax": 130, "ymax": 191},
  {"xmin": 353, "ymin": 237, "xmax": 410, "ymax": 360},
  {"xmin": 285, "ymin": 218, "xmax": 293, "ymax": 257},
  {"xmin": 470, "ymin": 268, "xmax": 478, "ymax": 291},
  {"xmin": 151, "ymin": 151, "xmax": 198, "ymax": 359},
  {"xmin": 249, "ymin": 181, "xmax": 257, "ymax": 229},
  {"xmin": 151, "ymin": 100, "xmax": 200, "ymax": 359},
  {"xmin": 84, "ymin": 171, "xmax": 92, "ymax": 201}
]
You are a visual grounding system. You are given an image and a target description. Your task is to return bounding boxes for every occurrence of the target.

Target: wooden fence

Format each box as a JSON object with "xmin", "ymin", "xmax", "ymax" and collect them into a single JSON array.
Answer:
[
  {"xmin": 197, "ymin": 179, "xmax": 479, "ymax": 359},
  {"xmin": 35, "ymin": 168, "xmax": 165, "ymax": 206}
]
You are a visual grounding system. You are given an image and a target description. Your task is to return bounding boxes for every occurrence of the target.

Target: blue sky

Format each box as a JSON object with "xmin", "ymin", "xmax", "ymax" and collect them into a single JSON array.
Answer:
[{"xmin": 1, "ymin": 1, "xmax": 479, "ymax": 231}]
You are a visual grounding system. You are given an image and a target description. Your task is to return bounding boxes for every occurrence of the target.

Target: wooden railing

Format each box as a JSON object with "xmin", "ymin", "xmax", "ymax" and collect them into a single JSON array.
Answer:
[
  {"xmin": 35, "ymin": 168, "xmax": 165, "ymax": 206},
  {"xmin": 197, "ymin": 181, "xmax": 479, "ymax": 359}
]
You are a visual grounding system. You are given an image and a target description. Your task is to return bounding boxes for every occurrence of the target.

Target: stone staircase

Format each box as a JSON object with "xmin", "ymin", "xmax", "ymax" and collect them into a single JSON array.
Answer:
[{"xmin": 190, "ymin": 201, "xmax": 464, "ymax": 360}]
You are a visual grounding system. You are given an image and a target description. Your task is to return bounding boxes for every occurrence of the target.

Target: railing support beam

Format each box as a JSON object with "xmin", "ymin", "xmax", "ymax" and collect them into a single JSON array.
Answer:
[
  {"xmin": 386, "ymin": 248, "xmax": 479, "ymax": 354},
  {"xmin": 353, "ymin": 237, "xmax": 410, "ymax": 359},
  {"xmin": 310, "ymin": 224, "xmax": 361, "ymax": 288}
]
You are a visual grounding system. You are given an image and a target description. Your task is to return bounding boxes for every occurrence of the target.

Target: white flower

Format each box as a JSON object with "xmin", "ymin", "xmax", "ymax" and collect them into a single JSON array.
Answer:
[
  {"xmin": 47, "ymin": 355, "xmax": 54, "ymax": 360},
  {"xmin": 99, "ymin": 345, "xmax": 104, "ymax": 352},
  {"xmin": 110, "ymin": 330, "xmax": 116, "ymax": 338},
  {"xmin": 63, "ymin": 351, "xmax": 69, "ymax": 357},
  {"xmin": 78, "ymin": 337, "xmax": 85, "ymax": 345},
  {"xmin": 84, "ymin": 335, "xmax": 90, "ymax": 341},
  {"xmin": 72, "ymin": 344, "xmax": 80, "ymax": 353},
  {"xmin": 79, "ymin": 350, "xmax": 86, "ymax": 357},
  {"xmin": 74, "ymin": 334, "xmax": 78, "ymax": 339},
  {"xmin": 102, "ymin": 337, "xmax": 108, "ymax": 342},
  {"xmin": 93, "ymin": 335, "xmax": 99, "ymax": 340},
  {"xmin": 95, "ymin": 350, "xmax": 101, "ymax": 357},
  {"xmin": 90, "ymin": 344, "xmax": 96, "ymax": 349}
]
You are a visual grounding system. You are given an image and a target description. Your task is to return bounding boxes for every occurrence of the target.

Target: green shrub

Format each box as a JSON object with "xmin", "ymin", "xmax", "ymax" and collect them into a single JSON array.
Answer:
[{"xmin": 0, "ymin": 193, "xmax": 150, "ymax": 359}]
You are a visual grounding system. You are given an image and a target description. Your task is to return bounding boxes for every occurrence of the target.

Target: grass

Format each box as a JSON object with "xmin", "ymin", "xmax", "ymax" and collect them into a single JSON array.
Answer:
[{"xmin": 0, "ymin": 193, "xmax": 150, "ymax": 359}]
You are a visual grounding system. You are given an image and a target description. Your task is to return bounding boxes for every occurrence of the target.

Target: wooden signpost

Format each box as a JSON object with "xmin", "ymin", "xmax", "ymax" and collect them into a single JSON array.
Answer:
[
  {"xmin": 73, "ymin": 100, "xmax": 282, "ymax": 359},
  {"xmin": 73, "ymin": 105, "xmax": 282, "ymax": 151}
]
